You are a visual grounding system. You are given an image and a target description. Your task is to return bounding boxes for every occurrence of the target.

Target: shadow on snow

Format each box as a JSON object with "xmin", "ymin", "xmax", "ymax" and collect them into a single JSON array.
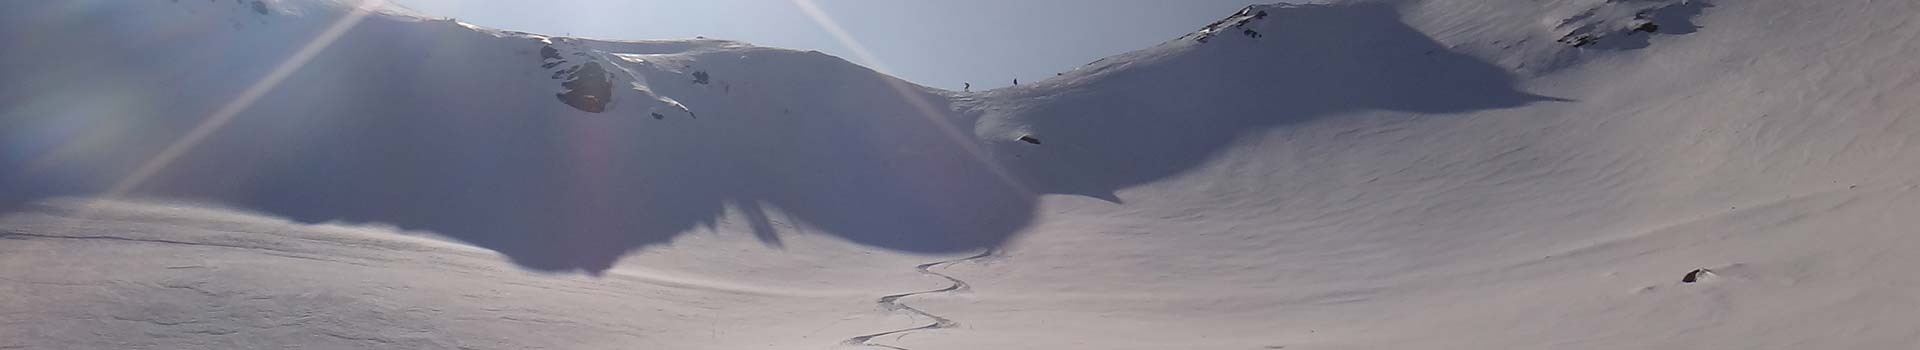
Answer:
[{"xmin": 0, "ymin": 3, "xmax": 1559, "ymax": 273}]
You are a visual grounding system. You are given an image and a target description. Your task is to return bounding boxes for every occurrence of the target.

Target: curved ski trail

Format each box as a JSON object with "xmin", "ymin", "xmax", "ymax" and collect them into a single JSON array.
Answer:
[{"xmin": 844, "ymin": 250, "xmax": 996, "ymax": 349}]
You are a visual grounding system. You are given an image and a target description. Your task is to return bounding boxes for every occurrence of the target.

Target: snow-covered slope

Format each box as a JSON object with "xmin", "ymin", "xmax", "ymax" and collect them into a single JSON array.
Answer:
[
  {"xmin": 7, "ymin": 0, "xmax": 1920, "ymax": 349},
  {"xmin": 1, "ymin": 0, "xmax": 1025, "ymax": 273}
]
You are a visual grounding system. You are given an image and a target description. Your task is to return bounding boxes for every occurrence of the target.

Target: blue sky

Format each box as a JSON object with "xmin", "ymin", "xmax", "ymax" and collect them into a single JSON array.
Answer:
[{"xmin": 387, "ymin": 0, "xmax": 1260, "ymax": 90}]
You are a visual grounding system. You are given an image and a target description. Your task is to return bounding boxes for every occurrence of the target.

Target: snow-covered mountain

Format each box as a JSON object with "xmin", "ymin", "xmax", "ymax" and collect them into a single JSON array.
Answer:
[{"xmin": 7, "ymin": 0, "xmax": 1920, "ymax": 349}]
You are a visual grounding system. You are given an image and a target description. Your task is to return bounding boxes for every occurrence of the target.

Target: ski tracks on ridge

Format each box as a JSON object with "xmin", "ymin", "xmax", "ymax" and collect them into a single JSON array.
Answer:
[{"xmin": 843, "ymin": 250, "xmax": 997, "ymax": 349}]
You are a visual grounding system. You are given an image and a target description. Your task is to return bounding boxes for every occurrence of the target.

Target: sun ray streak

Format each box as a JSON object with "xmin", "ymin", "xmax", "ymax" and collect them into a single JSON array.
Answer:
[{"xmin": 96, "ymin": 0, "xmax": 386, "ymax": 204}]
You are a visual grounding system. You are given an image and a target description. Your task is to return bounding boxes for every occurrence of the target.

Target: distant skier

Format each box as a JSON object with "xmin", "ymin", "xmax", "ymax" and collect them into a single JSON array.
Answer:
[
  {"xmin": 1013, "ymin": 78, "xmax": 1019, "ymax": 86},
  {"xmin": 964, "ymin": 82, "xmax": 971, "ymax": 92}
]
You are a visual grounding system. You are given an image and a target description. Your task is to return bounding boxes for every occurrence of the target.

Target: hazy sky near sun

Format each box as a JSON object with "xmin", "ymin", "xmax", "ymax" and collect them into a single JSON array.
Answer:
[{"xmin": 386, "ymin": 0, "xmax": 1259, "ymax": 90}]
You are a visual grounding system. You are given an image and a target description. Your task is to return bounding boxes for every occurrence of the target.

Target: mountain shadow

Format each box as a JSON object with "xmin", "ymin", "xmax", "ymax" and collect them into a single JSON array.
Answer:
[
  {"xmin": 0, "ymin": 2, "xmax": 1556, "ymax": 273},
  {"xmin": 989, "ymin": 3, "xmax": 1562, "ymax": 200}
]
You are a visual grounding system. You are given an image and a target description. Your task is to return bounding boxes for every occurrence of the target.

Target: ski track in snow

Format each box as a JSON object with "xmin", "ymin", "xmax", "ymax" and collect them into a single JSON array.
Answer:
[{"xmin": 843, "ymin": 250, "xmax": 996, "ymax": 349}]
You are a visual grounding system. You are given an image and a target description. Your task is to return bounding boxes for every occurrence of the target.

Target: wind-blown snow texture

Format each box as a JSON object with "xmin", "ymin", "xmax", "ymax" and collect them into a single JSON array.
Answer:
[{"xmin": 7, "ymin": 0, "xmax": 1920, "ymax": 349}]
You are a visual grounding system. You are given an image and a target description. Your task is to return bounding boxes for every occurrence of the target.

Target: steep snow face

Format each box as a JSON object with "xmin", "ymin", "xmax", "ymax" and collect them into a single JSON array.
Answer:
[
  {"xmin": 10, "ymin": 0, "xmax": 1920, "ymax": 349},
  {"xmin": 1, "ymin": 1, "xmax": 1023, "ymax": 272},
  {"xmin": 974, "ymin": 3, "xmax": 1555, "ymax": 202}
]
